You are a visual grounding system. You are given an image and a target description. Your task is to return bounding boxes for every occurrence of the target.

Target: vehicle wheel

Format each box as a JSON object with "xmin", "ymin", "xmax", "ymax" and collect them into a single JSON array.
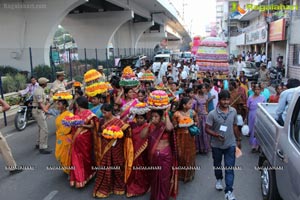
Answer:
[
  {"xmin": 261, "ymin": 160, "xmax": 281, "ymax": 200},
  {"xmin": 14, "ymin": 112, "xmax": 27, "ymax": 131}
]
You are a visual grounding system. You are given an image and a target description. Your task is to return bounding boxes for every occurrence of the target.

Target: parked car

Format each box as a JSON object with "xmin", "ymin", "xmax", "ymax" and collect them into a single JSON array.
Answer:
[
  {"xmin": 116, "ymin": 55, "xmax": 147, "ymax": 75},
  {"xmin": 254, "ymin": 86, "xmax": 300, "ymax": 200},
  {"xmin": 152, "ymin": 54, "xmax": 171, "ymax": 73},
  {"xmin": 243, "ymin": 61, "xmax": 259, "ymax": 81}
]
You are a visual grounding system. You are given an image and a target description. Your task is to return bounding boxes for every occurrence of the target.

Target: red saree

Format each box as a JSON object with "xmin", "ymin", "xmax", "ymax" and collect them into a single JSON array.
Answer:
[
  {"xmin": 70, "ymin": 109, "xmax": 98, "ymax": 188},
  {"xmin": 120, "ymin": 99, "xmax": 138, "ymax": 122},
  {"xmin": 93, "ymin": 117, "xmax": 133, "ymax": 198},
  {"xmin": 126, "ymin": 122, "xmax": 150, "ymax": 197},
  {"xmin": 148, "ymin": 122, "xmax": 178, "ymax": 200}
]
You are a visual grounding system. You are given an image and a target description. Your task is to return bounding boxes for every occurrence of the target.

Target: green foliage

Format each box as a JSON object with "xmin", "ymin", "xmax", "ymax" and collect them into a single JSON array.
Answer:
[
  {"xmin": 1, "ymin": 73, "xmax": 26, "ymax": 93},
  {"xmin": 74, "ymin": 75, "xmax": 83, "ymax": 82},
  {"xmin": 0, "ymin": 66, "xmax": 19, "ymax": 76},
  {"xmin": 33, "ymin": 65, "xmax": 52, "ymax": 80},
  {"xmin": 5, "ymin": 96, "xmax": 21, "ymax": 106}
]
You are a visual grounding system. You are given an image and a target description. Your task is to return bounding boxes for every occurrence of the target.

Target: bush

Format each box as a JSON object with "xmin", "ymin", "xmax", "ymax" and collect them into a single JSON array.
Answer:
[
  {"xmin": 74, "ymin": 75, "xmax": 83, "ymax": 82},
  {"xmin": 0, "ymin": 66, "xmax": 19, "ymax": 76},
  {"xmin": 1, "ymin": 73, "xmax": 26, "ymax": 93}
]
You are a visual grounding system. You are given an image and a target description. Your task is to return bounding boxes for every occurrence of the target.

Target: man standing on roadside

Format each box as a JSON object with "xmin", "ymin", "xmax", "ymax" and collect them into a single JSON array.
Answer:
[
  {"xmin": 0, "ymin": 98, "xmax": 23, "ymax": 174},
  {"xmin": 205, "ymin": 90, "xmax": 242, "ymax": 200},
  {"xmin": 32, "ymin": 77, "xmax": 52, "ymax": 154}
]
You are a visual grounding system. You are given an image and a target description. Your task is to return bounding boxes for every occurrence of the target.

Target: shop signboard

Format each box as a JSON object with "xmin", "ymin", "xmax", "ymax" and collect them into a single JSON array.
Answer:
[
  {"xmin": 245, "ymin": 26, "xmax": 267, "ymax": 45},
  {"xmin": 269, "ymin": 18, "xmax": 286, "ymax": 41}
]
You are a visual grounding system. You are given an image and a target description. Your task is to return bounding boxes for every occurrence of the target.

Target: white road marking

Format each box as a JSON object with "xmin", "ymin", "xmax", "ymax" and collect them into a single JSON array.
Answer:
[
  {"xmin": 4, "ymin": 132, "xmax": 17, "ymax": 139},
  {"xmin": 42, "ymin": 190, "xmax": 58, "ymax": 200}
]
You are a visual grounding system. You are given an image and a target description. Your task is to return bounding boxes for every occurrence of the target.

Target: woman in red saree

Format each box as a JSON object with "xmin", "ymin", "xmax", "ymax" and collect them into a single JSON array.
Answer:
[
  {"xmin": 141, "ymin": 109, "xmax": 178, "ymax": 200},
  {"xmin": 93, "ymin": 103, "xmax": 133, "ymax": 198},
  {"xmin": 126, "ymin": 113, "xmax": 150, "ymax": 197},
  {"xmin": 70, "ymin": 96, "xmax": 98, "ymax": 188}
]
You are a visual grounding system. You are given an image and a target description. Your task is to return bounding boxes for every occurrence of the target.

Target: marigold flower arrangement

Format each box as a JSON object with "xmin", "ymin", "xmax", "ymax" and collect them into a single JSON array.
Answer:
[
  {"xmin": 147, "ymin": 90, "xmax": 170, "ymax": 110},
  {"xmin": 102, "ymin": 125, "xmax": 124, "ymax": 139},
  {"xmin": 139, "ymin": 70, "xmax": 155, "ymax": 81},
  {"xmin": 62, "ymin": 115, "xmax": 84, "ymax": 127},
  {"xmin": 130, "ymin": 102, "xmax": 150, "ymax": 115},
  {"xmin": 178, "ymin": 116, "xmax": 194, "ymax": 127},
  {"xmin": 85, "ymin": 82, "xmax": 108, "ymax": 97},
  {"xmin": 73, "ymin": 81, "xmax": 82, "ymax": 87},
  {"xmin": 84, "ymin": 69, "xmax": 101, "ymax": 83},
  {"xmin": 119, "ymin": 66, "xmax": 139, "ymax": 87},
  {"xmin": 53, "ymin": 91, "xmax": 73, "ymax": 100}
]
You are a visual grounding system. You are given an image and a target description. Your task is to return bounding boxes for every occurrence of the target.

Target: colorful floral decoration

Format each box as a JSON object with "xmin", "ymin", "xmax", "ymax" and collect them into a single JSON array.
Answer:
[
  {"xmin": 62, "ymin": 115, "xmax": 84, "ymax": 127},
  {"xmin": 196, "ymin": 36, "xmax": 229, "ymax": 75},
  {"xmin": 139, "ymin": 70, "xmax": 155, "ymax": 82},
  {"xmin": 119, "ymin": 66, "xmax": 139, "ymax": 87},
  {"xmin": 178, "ymin": 116, "xmax": 194, "ymax": 127},
  {"xmin": 147, "ymin": 90, "xmax": 170, "ymax": 110},
  {"xmin": 106, "ymin": 82, "xmax": 113, "ymax": 91},
  {"xmin": 84, "ymin": 69, "xmax": 102, "ymax": 83},
  {"xmin": 130, "ymin": 102, "xmax": 151, "ymax": 115},
  {"xmin": 85, "ymin": 82, "xmax": 108, "ymax": 97},
  {"xmin": 53, "ymin": 91, "xmax": 73, "ymax": 100},
  {"xmin": 102, "ymin": 125, "xmax": 124, "ymax": 139},
  {"xmin": 73, "ymin": 81, "xmax": 82, "ymax": 87}
]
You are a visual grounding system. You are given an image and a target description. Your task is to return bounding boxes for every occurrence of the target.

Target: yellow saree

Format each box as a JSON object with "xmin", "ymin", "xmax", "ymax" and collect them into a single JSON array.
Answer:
[{"xmin": 55, "ymin": 110, "xmax": 73, "ymax": 174}]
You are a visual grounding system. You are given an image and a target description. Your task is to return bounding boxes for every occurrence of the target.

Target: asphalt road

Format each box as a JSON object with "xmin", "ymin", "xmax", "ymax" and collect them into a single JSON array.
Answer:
[{"xmin": 0, "ymin": 118, "xmax": 263, "ymax": 200}]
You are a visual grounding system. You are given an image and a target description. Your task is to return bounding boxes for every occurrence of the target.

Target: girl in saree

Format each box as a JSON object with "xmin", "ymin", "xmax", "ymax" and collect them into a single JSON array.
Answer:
[
  {"xmin": 116, "ymin": 87, "xmax": 138, "ymax": 122},
  {"xmin": 55, "ymin": 99, "xmax": 73, "ymax": 174},
  {"xmin": 141, "ymin": 108, "xmax": 178, "ymax": 200},
  {"xmin": 172, "ymin": 97, "xmax": 198, "ymax": 182},
  {"xmin": 70, "ymin": 96, "xmax": 98, "ymax": 188},
  {"xmin": 126, "ymin": 112, "xmax": 150, "ymax": 197},
  {"xmin": 93, "ymin": 103, "xmax": 133, "ymax": 198}
]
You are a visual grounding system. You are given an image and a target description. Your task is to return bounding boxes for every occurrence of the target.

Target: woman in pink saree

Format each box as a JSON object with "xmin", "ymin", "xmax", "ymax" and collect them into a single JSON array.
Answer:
[
  {"xmin": 70, "ymin": 96, "xmax": 98, "ymax": 188},
  {"xmin": 116, "ymin": 88, "xmax": 138, "ymax": 122},
  {"xmin": 141, "ymin": 109, "xmax": 178, "ymax": 200}
]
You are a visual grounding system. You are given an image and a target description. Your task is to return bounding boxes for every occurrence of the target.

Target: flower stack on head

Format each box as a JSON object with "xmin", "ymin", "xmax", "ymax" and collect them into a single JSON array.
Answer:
[
  {"xmin": 178, "ymin": 116, "xmax": 194, "ymax": 128},
  {"xmin": 84, "ymin": 69, "xmax": 102, "ymax": 86},
  {"xmin": 62, "ymin": 115, "xmax": 84, "ymax": 127},
  {"xmin": 73, "ymin": 81, "xmax": 82, "ymax": 88},
  {"xmin": 105, "ymin": 82, "xmax": 113, "ymax": 92},
  {"xmin": 102, "ymin": 125, "xmax": 124, "ymax": 139},
  {"xmin": 85, "ymin": 82, "xmax": 108, "ymax": 97},
  {"xmin": 139, "ymin": 70, "xmax": 155, "ymax": 82},
  {"xmin": 147, "ymin": 90, "xmax": 170, "ymax": 110},
  {"xmin": 130, "ymin": 102, "xmax": 150, "ymax": 115},
  {"xmin": 53, "ymin": 91, "xmax": 73, "ymax": 101},
  {"xmin": 119, "ymin": 66, "xmax": 139, "ymax": 88}
]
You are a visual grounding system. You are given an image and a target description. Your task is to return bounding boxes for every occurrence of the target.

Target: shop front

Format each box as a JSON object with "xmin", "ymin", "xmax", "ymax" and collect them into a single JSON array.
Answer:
[
  {"xmin": 245, "ymin": 25, "xmax": 268, "ymax": 54},
  {"xmin": 269, "ymin": 18, "xmax": 287, "ymax": 69}
]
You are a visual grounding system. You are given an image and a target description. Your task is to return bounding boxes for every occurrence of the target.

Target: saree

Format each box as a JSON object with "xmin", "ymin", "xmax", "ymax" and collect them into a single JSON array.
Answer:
[
  {"xmin": 55, "ymin": 110, "xmax": 73, "ymax": 174},
  {"xmin": 126, "ymin": 122, "xmax": 150, "ymax": 197},
  {"xmin": 93, "ymin": 118, "xmax": 134, "ymax": 198},
  {"xmin": 173, "ymin": 111, "xmax": 196, "ymax": 182},
  {"xmin": 120, "ymin": 99, "xmax": 138, "ymax": 121},
  {"xmin": 70, "ymin": 109, "xmax": 98, "ymax": 188},
  {"xmin": 148, "ymin": 122, "xmax": 178, "ymax": 200}
]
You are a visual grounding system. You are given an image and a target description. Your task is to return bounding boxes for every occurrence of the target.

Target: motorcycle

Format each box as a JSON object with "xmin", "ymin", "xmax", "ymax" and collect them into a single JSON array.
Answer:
[
  {"xmin": 269, "ymin": 67, "xmax": 283, "ymax": 86},
  {"xmin": 14, "ymin": 95, "xmax": 34, "ymax": 131}
]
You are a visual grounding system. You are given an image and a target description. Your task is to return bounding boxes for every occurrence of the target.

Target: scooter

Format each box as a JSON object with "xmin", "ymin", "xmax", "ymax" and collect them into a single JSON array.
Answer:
[{"xmin": 14, "ymin": 95, "xmax": 34, "ymax": 131}]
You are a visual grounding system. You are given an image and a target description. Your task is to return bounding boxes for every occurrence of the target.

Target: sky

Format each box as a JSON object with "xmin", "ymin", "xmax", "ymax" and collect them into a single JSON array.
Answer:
[{"xmin": 171, "ymin": 0, "xmax": 216, "ymax": 37}]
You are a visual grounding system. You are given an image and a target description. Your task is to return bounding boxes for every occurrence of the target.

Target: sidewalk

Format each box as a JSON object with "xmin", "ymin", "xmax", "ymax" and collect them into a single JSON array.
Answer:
[{"xmin": 0, "ymin": 105, "xmax": 19, "ymax": 130}]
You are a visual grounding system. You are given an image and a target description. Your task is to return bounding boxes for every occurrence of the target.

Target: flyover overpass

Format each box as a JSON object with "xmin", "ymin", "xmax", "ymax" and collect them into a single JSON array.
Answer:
[{"xmin": 0, "ymin": 0, "xmax": 191, "ymax": 72}]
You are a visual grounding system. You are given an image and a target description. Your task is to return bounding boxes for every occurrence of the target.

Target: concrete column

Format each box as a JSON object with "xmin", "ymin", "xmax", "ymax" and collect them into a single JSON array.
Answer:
[
  {"xmin": 137, "ymin": 30, "xmax": 167, "ymax": 49},
  {"xmin": 0, "ymin": 0, "xmax": 86, "ymax": 71},
  {"xmin": 61, "ymin": 11, "xmax": 134, "ymax": 60},
  {"xmin": 113, "ymin": 21, "xmax": 154, "ymax": 49}
]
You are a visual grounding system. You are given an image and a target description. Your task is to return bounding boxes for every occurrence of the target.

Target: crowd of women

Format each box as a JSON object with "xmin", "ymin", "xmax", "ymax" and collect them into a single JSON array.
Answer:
[{"xmin": 51, "ymin": 62, "xmax": 286, "ymax": 200}]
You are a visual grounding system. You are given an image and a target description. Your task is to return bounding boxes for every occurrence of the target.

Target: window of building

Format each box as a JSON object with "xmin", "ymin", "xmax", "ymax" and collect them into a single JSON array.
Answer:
[
  {"xmin": 293, "ymin": 45, "xmax": 300, "ymax": 66},
  {"xmin": 291, "ymin": 97, "xmax": 300, "ymax": 148}
]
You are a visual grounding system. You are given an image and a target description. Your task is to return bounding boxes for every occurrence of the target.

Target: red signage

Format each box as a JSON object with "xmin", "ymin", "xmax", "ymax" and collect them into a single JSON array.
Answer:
[{"xmin": 269, "ymin": 18, "xmax": 286, "ymax": 41}]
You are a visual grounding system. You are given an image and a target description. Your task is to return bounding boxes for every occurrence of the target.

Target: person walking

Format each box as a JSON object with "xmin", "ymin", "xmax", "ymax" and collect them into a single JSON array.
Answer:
[
  {"xmin": 32, "ymin": 77, "xmax": 52, "ymax": 154},
  {"xmin": 205, "ymin": 90, "xmax": 242, "ymax": 200},
  {"xmin": 0, "ymin": 99, "xmax": 23, "ymax": 175}
]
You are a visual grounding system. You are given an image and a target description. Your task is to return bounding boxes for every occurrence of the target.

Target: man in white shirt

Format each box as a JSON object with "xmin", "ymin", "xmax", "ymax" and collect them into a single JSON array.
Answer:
[
  {"xmin": 255, "ymin": 53, "xmax": 262, "ymax": 68},
  {"xmin": 235, "ymin": 58, "xmax": 246, "ymax": 77},
  {"xmin": 179, "ymin": 66, "xmax": 188, "ymax": 81},
  {"xmin": 261, "ymin": 52, "xmax": 267, "ymax": 63}
]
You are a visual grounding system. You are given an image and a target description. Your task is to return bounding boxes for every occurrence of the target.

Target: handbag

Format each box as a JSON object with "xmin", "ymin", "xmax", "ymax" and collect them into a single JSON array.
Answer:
[
  {"xmin": 188, "ymin": 110, "xmax": 200, "ymax": 136},
  {"xmin": 188, "ymin": 124, "xmax": 200, "ymax": 136}
]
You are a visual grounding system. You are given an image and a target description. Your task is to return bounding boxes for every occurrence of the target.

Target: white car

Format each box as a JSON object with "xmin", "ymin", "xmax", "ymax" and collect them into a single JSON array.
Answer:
[{"xmin": 152, "ymin": 54, "xmax": 171, "ymax": 73}]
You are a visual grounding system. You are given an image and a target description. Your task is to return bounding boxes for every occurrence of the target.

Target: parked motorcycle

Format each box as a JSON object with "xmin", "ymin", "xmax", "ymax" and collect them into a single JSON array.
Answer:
[
  {"xmin": 14, "ymin": 95, "xmax": 34, "ymax": 131},
  {"xmin": 269, "ymin": 67, "xmax": 283, "ymax": 86}
]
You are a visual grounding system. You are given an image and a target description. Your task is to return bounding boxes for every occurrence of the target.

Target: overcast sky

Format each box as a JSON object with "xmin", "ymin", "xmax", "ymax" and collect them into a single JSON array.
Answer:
[{"xmin": 171, "ymin": 0, "xmax": 216, "ymax": 37}]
